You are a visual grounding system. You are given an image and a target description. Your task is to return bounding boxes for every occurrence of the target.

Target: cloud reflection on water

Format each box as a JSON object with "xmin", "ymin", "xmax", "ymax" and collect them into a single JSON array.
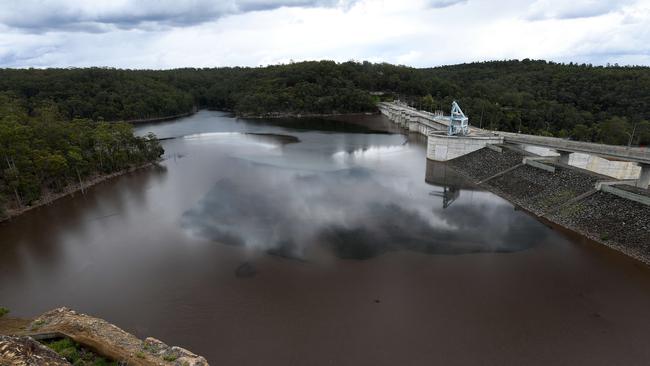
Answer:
[{"xmin": 181, "ymin": 139, "xmax": 549, "ymax": 260}]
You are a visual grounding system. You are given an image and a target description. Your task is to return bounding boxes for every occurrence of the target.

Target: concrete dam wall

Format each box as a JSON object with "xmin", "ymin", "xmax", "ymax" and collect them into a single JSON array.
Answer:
[{"xmin": 378, "ymin": 102, "xmax": 650, "ymax": 265}]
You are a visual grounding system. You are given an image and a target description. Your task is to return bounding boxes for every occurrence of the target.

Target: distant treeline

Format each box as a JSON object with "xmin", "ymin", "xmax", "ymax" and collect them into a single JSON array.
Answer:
[
  {"xmin": 0, "ymin": 94, "xmax": 163, "ymax": 218},
  {"xmin": 0, "ymin": 59, "xmax": 649, "ymax": 144}
]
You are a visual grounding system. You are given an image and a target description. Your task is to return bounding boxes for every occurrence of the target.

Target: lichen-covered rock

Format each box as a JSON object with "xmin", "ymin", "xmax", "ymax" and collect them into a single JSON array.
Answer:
[
  {"xmin": 172, "ymin": 346, "xmax": 208, "ymax": 366},
  {"xmin": 29, "ymin": 308, "xmax": 209, "ymax": 366},
  {"xmin": 142, "ymin": 338, "xmax": 208, "ymax": 366},
  {"xmin": 0, "ymin": 335, "xmax": 71, "ymax": 366}
]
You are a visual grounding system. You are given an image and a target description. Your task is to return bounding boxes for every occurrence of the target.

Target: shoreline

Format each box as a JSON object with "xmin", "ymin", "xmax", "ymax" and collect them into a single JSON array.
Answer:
[
  {"xmin": 237, "ymin": 111, "xmax": 379, "ymax": 119},
  {"xmin": 0, "ymin": 110, "xmax": 377, "ymax": 223},
  {"xmin": 121, "ymin": 109, "xmax": 379, "ymax": 124},
  {"xmin": 0, "ymin": 163, "xmax": 157, "ymax": 224},
  {"xmin": 122, "ymin": 110, "xmax": 197, "ymax": 124}
]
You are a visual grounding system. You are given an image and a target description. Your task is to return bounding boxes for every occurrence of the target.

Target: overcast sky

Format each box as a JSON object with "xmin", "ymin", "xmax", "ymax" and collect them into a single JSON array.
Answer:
[{"xmin": 0, "ymin": 0, "xmax": 648, "ymax": 69}]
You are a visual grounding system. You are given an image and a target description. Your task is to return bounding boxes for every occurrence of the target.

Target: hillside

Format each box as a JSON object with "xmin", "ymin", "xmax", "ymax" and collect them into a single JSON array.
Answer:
[{"xmin": 0, "ymin": 60, "xmax": 648, "ymax": 145}]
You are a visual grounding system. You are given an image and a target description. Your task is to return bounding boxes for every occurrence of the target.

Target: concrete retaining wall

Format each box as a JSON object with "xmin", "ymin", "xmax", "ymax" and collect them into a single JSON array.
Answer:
[
  {"xmin": 520, "ymin": 146, "xmax": 641, "ymax": 179},
  {"xmin": 496, "ymin": 131, "xmax": 650, "ymax": 164},
  {"xmin": 427, "ymin": 134, "xmax": 503, "ymax": 161}
]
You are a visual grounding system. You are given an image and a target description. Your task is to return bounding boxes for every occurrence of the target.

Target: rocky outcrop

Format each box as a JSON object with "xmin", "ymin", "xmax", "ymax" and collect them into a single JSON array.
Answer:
[
  {"xmin": 28, "ymin": 308, "xmax": 208, "ymax": 366},
  {"xmin": 0, "ymin": 335, "xmax": 70, "ymax": 366}
]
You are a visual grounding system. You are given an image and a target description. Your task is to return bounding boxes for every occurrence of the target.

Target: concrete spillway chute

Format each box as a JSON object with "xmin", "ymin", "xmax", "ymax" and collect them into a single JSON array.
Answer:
[{"xmin": 448, "ymin": 101, "xmax": 469, "ymax": 136}]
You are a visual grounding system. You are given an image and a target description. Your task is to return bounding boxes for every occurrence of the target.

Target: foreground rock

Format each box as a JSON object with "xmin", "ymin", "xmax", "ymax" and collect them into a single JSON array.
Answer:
[
  {"xmin": 0, "ymin": 335, "xmax": 70, "ymax": 365},
  {"xmin": 28, "ymin": 308, "xmax": 208, "ymax": 366}
]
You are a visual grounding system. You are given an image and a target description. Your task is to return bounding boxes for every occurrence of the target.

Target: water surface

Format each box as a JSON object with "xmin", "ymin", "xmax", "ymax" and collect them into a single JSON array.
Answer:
[{"xmin": 2, "ymin": 111, "xmax": 650, "ymax": 365}]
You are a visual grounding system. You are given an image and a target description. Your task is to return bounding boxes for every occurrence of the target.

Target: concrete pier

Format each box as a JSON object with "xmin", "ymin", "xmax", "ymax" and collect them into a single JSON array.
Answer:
[
  {"xmin": 557, "ymin": 150, "xmax": 572, "ymax": 165},
  {"xmin": 638, "ymin": 164, "xmax": 650, "ymax": 189}
]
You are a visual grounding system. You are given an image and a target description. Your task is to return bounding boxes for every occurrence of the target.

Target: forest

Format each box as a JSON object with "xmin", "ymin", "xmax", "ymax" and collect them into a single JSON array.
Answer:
[
  {"xmin": 1, "ymin": 59, "xmax": 649, "ymax": 216},
  {"xmin": 1, "ymin": 60, "xmax": 648, "ymax": 146},
  {"xmin": 0, "ymin": 93, "xmax": 163, "ymax": 218}
]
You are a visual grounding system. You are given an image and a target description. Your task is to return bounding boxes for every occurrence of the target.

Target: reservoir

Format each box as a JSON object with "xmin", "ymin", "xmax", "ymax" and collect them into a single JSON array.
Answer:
[{"xmin": 2, "ymin": 111, "xmax": 650, "ymax": 365}]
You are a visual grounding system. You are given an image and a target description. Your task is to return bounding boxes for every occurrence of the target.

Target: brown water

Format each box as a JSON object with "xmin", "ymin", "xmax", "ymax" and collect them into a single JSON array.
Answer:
[{"xmin": 2, "ymin": 111, "xmax": 650, "ymax": 365}]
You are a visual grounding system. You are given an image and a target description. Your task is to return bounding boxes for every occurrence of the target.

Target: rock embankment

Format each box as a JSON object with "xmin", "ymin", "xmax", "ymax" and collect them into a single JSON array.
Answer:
[
  {"xmin": 0, "ymin": 308, "xmax": 208, "ymax": 366},
  {"xmin": 449, "ymin": 146, "xmax": 524, "ymax": 181},
  {"xmin": 446, "ymin": 146, "xmax": 650, "ymax": 265},
  {"xmin": 549, "ymin": 192, "xmax": 650, "ymax": 263},
  {"xmin": 488, "ymin": 163, "xmax": 600, "ymax": 215}
]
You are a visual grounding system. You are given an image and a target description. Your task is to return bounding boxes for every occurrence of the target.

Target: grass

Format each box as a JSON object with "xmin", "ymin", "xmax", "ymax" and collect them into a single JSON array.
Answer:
[
  {"xmin": 0, "ymin": 307, "xmax": 9, "ymax": 318},
  {"xmin": 558, "ymin": 202, "xmax": 584, "ymax": 217},
  {"xmin": 163, "ymin": 354, "xmax": 178, "ymax": 362},
  {"xmin": 30, "ymin": 319, "xmax": 45, "ymax": 330},
  {"xmin": 44, "ymin": 337, "xmax": 118, "ymax": 366}
]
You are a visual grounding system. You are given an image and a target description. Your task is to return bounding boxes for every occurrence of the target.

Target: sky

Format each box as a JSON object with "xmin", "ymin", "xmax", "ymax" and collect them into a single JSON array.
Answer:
[{"xmin": 0, "ymin": 0, "xmax": 648, "ymax": 69}]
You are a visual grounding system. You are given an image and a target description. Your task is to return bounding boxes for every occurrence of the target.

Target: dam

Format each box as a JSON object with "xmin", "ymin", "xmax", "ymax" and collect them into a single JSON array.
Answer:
[
  {"xmin": 379, "ymin": 100, "xmax": 649, "ymax": 265},
  {"xmin": 378, "ymin": 101, "xmax": 650, "ymax": 189}
]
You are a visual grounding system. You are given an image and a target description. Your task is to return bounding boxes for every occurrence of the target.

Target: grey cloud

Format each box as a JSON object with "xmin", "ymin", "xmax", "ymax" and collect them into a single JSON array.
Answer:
[
  {"xmin": 425, "ymin": 0, "xmax": 467, "ymax": 9},
  {"xmin": 236, "ymin": 0, "xmax": 341, "ymax": 12},
  {"xmin": 0, "ymin": 0, "xmax": 350, "ymax": 33},
  {"xmin": 0, "ymin": 44, "xmax": 61, "ymax": 68}
]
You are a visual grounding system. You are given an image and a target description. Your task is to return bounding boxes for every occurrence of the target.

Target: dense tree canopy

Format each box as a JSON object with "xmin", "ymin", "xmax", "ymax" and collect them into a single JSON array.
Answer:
[
  {"xmin": 1, "ymin": 60, "xmax": 648, "ymax": 146},
  {"xmin": 0, "ymin": 68, "xmax": 195, "ymax": 121},
  {"xmin": 0, "ymin": 94, "xmax": 163, "ymax": 218},
  {"xmin": 413, "ymin": 60, "xmax": 650, "ymax": 146}
]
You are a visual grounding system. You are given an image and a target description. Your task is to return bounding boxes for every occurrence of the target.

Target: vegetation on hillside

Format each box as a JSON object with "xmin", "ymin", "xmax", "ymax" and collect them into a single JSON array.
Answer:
[
  {"xmin": 0, "ymin": 68, "xmax": 195, "ymax": 122},
  {"xmin": 416, "ymin": 60, "xmax": 650, "ymax": 146},
  {"xmin": 1, "ymin": 60, "xmax": 648, "ymax": 145},
  {"xmin": 0, "ymin": 94, "xmax": 163, "ymax": 218}
]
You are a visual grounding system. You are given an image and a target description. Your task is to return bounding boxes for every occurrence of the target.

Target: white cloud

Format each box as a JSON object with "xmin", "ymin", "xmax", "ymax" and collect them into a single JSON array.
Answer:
[
  {"xmin": 526, "ymin": 0, "xmax": 634, "ymax": 20},
  {"xmin": 0, "ymin": 0, "xmax": 648, "ymax": 68}
]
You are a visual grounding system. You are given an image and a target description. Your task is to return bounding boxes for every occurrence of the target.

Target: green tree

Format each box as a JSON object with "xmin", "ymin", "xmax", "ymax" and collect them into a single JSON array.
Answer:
[
  {"xmin": 634, "ymin": 121, "xmax": 650, "ymax": 146},
  {"xmin": 0, "ymin": 93, "xmax": 164, "ymax": 211},
  {"xmin": 571, "ymin": 124, "xmax": 592, "ymax": 141},
  {"xmin": 597, "ymin": 117, "xmax": 631, "ymax": 145}
]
